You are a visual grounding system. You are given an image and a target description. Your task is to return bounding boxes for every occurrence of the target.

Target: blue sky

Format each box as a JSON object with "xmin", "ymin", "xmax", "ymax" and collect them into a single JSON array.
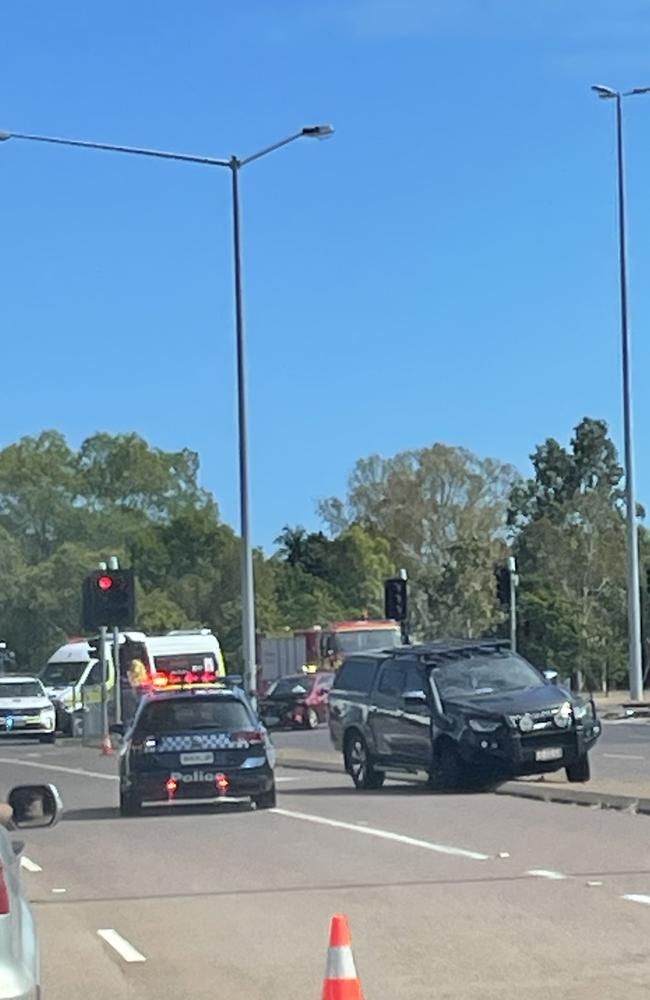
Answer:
[{"xmin": 2, "ymin": 1, "xmax": 650, "ymax": 550}]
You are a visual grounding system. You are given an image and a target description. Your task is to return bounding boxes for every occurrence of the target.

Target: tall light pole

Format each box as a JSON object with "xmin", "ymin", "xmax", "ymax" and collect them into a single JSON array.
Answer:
[
  {"xmin": 592, "ymin": 84, "xmax": 650, "ymax": 701},
  {"xmin": 0, "ymin": 122, "xmax": 334, "ymax": 699}
]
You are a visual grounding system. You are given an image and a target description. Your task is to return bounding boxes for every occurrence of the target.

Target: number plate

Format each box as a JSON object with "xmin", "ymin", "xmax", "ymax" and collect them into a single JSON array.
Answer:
[
  {"xmin": 180, "ymin": 751, "xmax": 214, "ymax": 765},
  {"xmin": 535, "ymin": 747, "xmax": 563, "ymax": 762}
]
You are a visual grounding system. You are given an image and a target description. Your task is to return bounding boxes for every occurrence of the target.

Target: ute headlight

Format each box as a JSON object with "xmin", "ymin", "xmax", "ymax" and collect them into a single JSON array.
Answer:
[
  {"xmin": 518, "ymin": 714, "xmax": 534, "ymax": 733},
  {"xmin": 573, "ymin": 702, "xmax": 593, "ymax": 721},
  {"xmin": 468, "ymin": 718, "xmax": 501, "ymax": 733},
  {"xmin": 553, "ymin": 702, "xmax": 572, "ymax": 728}
]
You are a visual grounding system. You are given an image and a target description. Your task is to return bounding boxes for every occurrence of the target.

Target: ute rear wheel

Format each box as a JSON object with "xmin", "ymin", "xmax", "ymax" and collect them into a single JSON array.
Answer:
[
  {"xmin": 345, "ymin": 733, "xmax": 385, "ymax": 791},
  {"xmin": 253, "ymin": 785, "xmax": 277, "ymax": 810},
  {"xmin": 565, "ymin": 754, "xmax": 590, "ymax": 783}
]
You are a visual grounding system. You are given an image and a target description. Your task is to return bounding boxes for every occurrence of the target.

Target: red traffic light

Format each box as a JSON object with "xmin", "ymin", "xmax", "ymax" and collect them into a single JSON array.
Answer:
[{"xmin": 97, "ymin": 575, "xmax": 114, "ymax": 591}]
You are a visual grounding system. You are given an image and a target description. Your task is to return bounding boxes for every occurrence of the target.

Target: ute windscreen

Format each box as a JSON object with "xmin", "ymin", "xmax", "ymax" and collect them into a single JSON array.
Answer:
[{"xmin": 137, "ymin": 696, "xmax": 251, "ymax": 733}]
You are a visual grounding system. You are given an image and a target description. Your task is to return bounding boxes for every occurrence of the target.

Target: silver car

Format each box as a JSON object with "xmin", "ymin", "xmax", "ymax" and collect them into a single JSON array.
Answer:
[{"xmin": 0, "ymin": 784, "xmax": 62, "ymax": 1000}]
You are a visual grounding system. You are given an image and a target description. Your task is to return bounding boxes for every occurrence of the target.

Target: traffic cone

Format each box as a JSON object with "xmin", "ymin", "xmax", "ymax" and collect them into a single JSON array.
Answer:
[
  {"xmin": 101, "ymin": 734, "xmax": 113, "ymax": 755},
  {"xmin": 321, "ymin": 914, "xmax": 364, "ymax": 1000}
]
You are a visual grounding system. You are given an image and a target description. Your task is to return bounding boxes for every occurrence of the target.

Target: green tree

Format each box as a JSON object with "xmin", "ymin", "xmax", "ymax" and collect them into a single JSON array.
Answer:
[{"xmin": 319, "ymin": 444, "xmax": 518, "ymax": 636}]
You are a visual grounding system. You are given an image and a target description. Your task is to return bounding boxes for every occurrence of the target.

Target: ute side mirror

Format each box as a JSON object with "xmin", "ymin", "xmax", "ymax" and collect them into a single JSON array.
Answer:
[
  {"xmin": 403, "ymin": 689, "xmax": 427, "ymax": 708},
  {"xmin": 8, "ymin": 784, "xmax": 62, "ymax": 829},
  {"xmin": 543, "ymin": 670, "xmax": 559, "ymax": 684}
]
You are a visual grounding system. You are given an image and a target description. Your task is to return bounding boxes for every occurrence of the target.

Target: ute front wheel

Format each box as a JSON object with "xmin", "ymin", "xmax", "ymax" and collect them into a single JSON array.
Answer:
[{"xmin": 566, "ymin": 754, "xmax": 590, "ymax": 783}]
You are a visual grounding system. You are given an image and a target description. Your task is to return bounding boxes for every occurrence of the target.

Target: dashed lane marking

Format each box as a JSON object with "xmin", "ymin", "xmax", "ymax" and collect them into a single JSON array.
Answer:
[
  {"xmin": 527, "ymin": 869, "xmax": 567, "ymax": 880},
  {"xmin": 20, "ymin": 856, "xmax": 42, "ymax": 873},
  {"xmin": 602, "ymin": 753, "xmax": 645, "ymax": 761},
  {"xmin": 97, "ymin": 929, "xmax": 146, "ymax": 963},
  {"xmin": 623, "ymin": 894, "xmax": 650, "ymax": 907},
  {"xmin": 271, "ymin": 807, "xmax": 490, "ymax": 860},
  {"xmin": 0, "ymin": 757, "xmax": 118, "ymax": 781}
]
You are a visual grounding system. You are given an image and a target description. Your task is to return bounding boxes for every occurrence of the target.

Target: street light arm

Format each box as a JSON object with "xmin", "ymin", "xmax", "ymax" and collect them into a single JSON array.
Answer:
[
  {"xmin": 238, "ymin": 131, "xmax": 305, "ymax": 167},
  {"xmin": 0, "ymin": 130, "xmax": 230, "ymax": 167}
]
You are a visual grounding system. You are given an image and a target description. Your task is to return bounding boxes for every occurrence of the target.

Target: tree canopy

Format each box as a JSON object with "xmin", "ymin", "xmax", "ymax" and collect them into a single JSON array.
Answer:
[{"xmin": 0, "ymin": 420, "xmax": 641, "ymax": 691}]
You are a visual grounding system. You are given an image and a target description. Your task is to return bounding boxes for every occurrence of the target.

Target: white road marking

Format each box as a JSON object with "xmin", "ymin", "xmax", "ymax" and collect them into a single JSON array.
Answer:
[
  {"xmin": 0, "ymin": 757, "xmax": 118, "ymax": 781},
  {"xmin": 98, "ymin": 929, "xmax": 146, "ymax": 964},
  {"xmin": 26, "ymin": 753, "xmax": 42, "ymax": 758},
  {"xmin": 602, "ymin": 718, "xmax": 650, "ymax": 726},
  {"xmin": 51, "ymin": 888, "xmax": 67, "ymax": 894},
  {"xmin": 587, "ymin": 881, "xmax": 603, "ymax": 887},
  {"xmin": 271, "ymin": 807, "xmax": 489, "ymax": 860},
  {"xmin": 602, "ymin": 753, "xmax": 645, "ymax": 760},
  {"xmin": 275, "ymin": 776, "xmax": 298, "ymax": 783},
  {"xmin": 20, "ymin": 856, "xmax": 42, "ymax": 873},
  {"xmin": 527, "ymin": 869, "xmax": 567, "ymax": 880},
  {"xmin": 623, "ymin": 894, "xmax": 650, "ymax": 906}
]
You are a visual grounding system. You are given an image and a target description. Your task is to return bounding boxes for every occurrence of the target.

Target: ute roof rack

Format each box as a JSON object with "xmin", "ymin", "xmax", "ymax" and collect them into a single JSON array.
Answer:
[{"xmin": 392, "ymin": 638, "xmax": 511, "ymax": 665}]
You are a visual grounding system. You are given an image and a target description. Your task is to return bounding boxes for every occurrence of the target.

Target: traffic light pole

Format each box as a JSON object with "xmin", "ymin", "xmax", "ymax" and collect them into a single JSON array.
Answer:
[
  {"xmin": 99, "ymin": 625, "xmax": 109, "ymax": 742},
  {"xmin": 508, "ymin": 557, "xmax": 518, "ymax": 653},
  {"xmin": 113, "ymin": 624, "xmax": 122, "ymax": 725}
]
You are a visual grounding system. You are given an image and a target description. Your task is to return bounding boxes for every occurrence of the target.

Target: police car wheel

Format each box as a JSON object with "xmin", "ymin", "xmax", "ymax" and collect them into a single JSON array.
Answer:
[
  {"xmin": 119, "ymin": 789, "xmax": 142, "ymax": 817},
  {"xmin": 253, "ymin": 785, "xmax": 277, "ymax": 810},
  {"xmin": 305, "ymin": 708, "xmax": 319, "ymax": 729}
]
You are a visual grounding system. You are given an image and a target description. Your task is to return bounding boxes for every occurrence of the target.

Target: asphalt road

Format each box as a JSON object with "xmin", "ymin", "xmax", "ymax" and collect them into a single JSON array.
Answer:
[
  {"xmin": 272, "ymin": 715, "xmax": 650, "ymax": 784},
  {"xmin": 3, "ymin": 732, "xmax": 650, "ymax": 999}
]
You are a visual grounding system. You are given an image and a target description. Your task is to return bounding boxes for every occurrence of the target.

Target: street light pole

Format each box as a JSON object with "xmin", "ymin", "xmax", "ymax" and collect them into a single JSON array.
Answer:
[
  {"xmin": 229, "ymin": 156, "xmax": 256, "ymax": 697},
  {"xmin": 0, "ymin": 122, "xmax": 333, "ymax": 702},
  {"xmin": 592, "ymin": 84, "xmax": 650, "ymax": 701}
]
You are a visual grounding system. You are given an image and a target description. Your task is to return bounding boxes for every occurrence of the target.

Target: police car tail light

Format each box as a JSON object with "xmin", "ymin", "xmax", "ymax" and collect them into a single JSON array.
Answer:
[
  {"xmin": 215, "ymin": 773, "xmax": 229, "ymax": 794},
  {"xmin": 0, "ymin": 865, "xmax": 9, "ymax": 914},
  {"xmin": 235, "ymin": 730, "xmax": 263, "ymax": 744},
  {"xmin": 165, "ymin": 778, "xmax": 177, "ymax": 795}
]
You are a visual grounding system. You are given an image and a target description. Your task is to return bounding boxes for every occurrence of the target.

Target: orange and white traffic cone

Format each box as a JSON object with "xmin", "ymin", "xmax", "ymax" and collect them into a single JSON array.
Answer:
[
  {"xmin": 321, "ymin": 914, "xmax": 364, "ymax": 1000},
  {"xmin": 101, "ymin": 734, "xmax": 113, "ymax": 755}
]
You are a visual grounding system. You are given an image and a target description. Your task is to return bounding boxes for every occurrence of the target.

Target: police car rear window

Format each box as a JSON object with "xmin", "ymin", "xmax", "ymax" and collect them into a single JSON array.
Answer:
[{"xmin": 137, "ymin": 697, "xmax": 251, "ymax": 733}]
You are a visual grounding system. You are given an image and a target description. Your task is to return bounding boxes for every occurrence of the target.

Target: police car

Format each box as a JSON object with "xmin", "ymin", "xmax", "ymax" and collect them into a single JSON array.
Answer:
[{"xmin": 111, "ymin": 678, "xmax": 276, "ymax": 816}]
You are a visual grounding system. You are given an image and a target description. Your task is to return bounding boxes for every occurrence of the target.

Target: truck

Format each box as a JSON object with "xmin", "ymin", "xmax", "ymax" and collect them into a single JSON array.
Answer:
[{"xmin": 256, "ymin": 619, "xmax": 402, "ymax": 690}]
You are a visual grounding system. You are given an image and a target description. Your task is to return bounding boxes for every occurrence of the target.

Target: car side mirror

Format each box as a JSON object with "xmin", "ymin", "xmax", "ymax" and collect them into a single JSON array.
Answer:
[
  {"xmin": 543, "ymin": 670, "xmax": 559, "ymax": 684},
  {"xmin": 8, "ymin": 784, "xmax": 62, "ymax": 829},
  {"xmin": 109, "ymin": 723, "xmax": 125, "ymax": 736},
  {"xmin": 403, "ymin": 689, "xmax": 427, "ymax": 708}
]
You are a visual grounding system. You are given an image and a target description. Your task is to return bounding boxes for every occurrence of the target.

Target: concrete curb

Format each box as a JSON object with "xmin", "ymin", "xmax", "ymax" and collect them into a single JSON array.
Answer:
[{"xmin": 496, "ymin": 780, "xmax": 650, "ymax": 815}]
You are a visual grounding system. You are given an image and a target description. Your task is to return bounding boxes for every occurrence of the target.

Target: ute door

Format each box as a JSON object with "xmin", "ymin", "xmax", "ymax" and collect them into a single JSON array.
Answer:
[
  {"xmin": 397, "ymin": 659, "xmax": 433, "ymax": 768},
  {"xmin": 368, "ymin": 661, "xmax": 407, "ymax": 763}
]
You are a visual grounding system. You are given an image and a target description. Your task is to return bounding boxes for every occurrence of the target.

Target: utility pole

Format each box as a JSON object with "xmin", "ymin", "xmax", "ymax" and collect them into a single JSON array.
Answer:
[{"xmin": 508, "ymin": 556, "xmax": 518, "ymax": 653}]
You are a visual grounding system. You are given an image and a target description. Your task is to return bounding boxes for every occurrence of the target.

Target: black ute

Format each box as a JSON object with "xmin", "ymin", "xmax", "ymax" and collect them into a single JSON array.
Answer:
[{"xmin": 328, "ymin": 640, "xmax": 601, "ymax": 790}]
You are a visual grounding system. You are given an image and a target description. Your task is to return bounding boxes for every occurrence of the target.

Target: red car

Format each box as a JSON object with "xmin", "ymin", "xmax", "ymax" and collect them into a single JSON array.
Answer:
[{"xmin": 259, "ymin": 672, "xmax": 335, "ymax": 730}]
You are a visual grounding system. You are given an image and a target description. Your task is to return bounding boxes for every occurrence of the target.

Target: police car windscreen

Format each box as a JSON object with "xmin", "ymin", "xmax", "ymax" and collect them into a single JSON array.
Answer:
[
  {"xmin": 137, "ymin": 697, "xmax": 251, "ymax": 733},
  {"xmin": 154, "ymin": 653, "xmax": 217, "ymax": 674}
]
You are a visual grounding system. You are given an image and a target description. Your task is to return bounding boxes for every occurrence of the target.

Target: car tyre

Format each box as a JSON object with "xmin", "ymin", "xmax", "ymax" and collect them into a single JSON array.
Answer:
[
  {"xmin": 253, "ymin": 785, "xmax": 277, "ymax": 810},
  {"xmin": 39, "ymin": 734, "xmax": 56, "ymax": 745},
  {"xmin": 345, "ymin": 733, "xmax": 385, "ymax": 791},
  {"xmin": 119, "ymin": 788, "xmax": 142, "ymax": 817},
  {"xmin": 565, "ymin": 754, "xmax": 590, "ymax": 783},
  {"xmin": 305, "ymin": 708, "xmax": 319, "ymax": 730}
]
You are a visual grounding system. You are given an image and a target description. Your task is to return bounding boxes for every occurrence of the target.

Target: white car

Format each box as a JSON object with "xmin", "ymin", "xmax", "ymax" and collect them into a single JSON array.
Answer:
[
  {"xmin": 0, "ymin": 676, "xmax": 57, "ymax": 743},
  {"xmin": 0, "ymin": 783, "xmax": 63, "ymax": 1000}
]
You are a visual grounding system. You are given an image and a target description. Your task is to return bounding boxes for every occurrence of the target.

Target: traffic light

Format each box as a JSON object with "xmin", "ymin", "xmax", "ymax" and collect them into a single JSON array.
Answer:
[
  {"xmin": 384, "ymin": 577, "xmax": 408, "ymax": 622},
  {"xmin": 82, "ymin": 569, "xmax": 136, "ymax": 630},
  {"xmin": 495, "ymin": 566, "xmax": 510, "ymax": 607}
]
